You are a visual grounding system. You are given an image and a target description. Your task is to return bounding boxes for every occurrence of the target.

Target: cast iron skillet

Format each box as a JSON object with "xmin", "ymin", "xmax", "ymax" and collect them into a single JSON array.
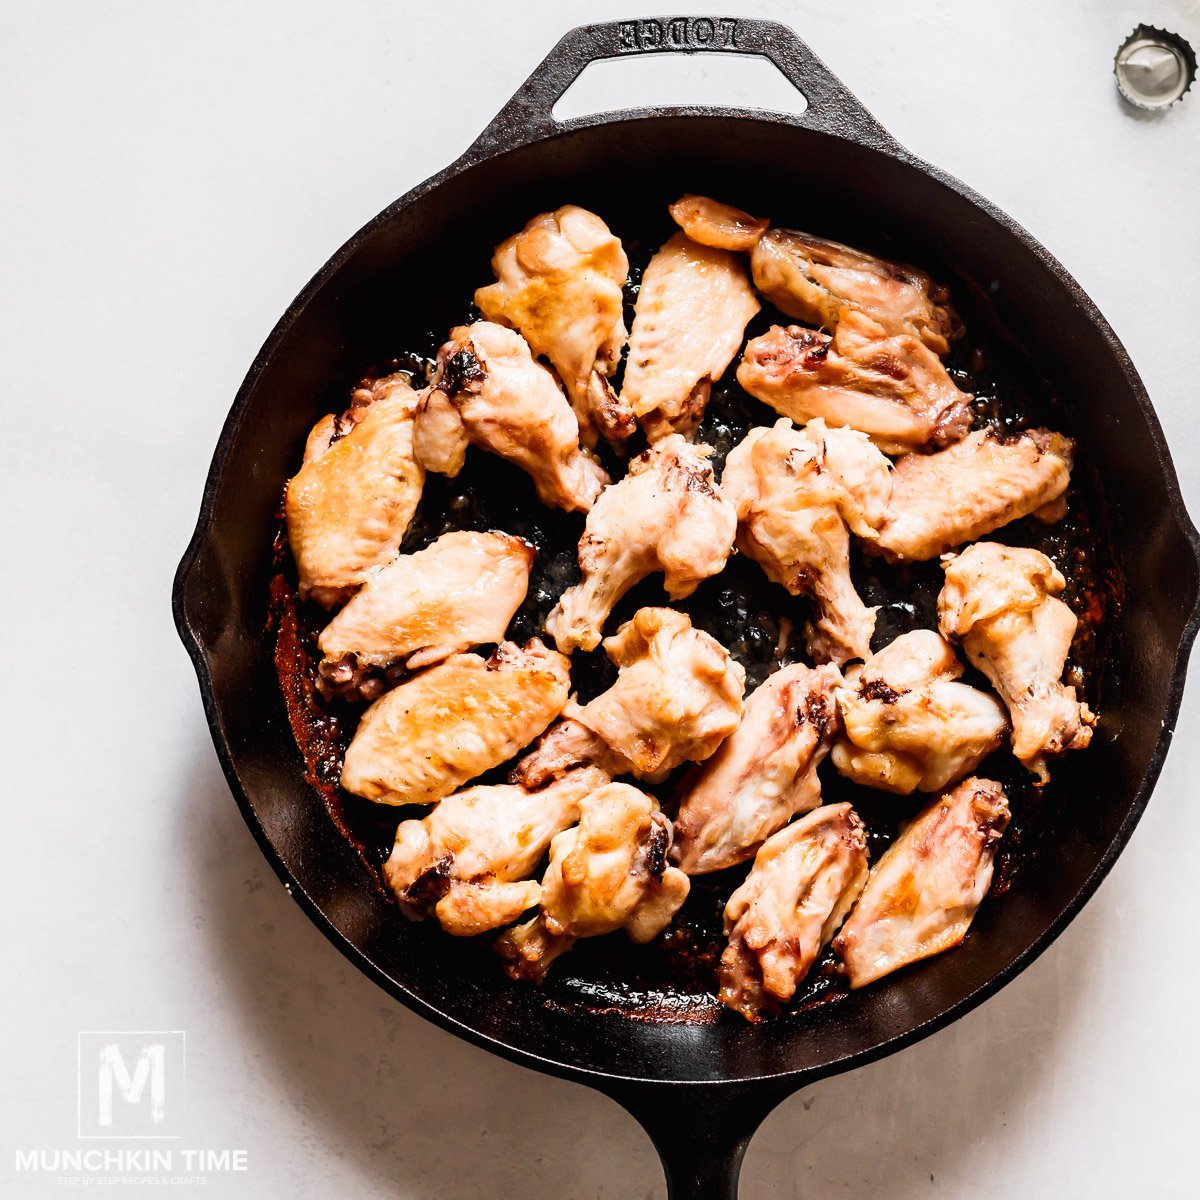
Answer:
[{"xmin": 174, "ymin": 17, "xmax": 1200, "ymax": 1198}]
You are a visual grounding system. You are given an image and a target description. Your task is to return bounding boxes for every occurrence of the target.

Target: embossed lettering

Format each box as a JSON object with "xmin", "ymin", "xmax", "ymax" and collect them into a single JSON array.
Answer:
[
  {"xmin": 693, "ymin": 17, "xmax": 714, "ymax": 44},
  {"xmin": 641, "ymin": 19, "xmax": 663, "ymax": 49},
  {"xmin": 618, "ymin": 21, "xmax": 637, "ymax": 51},
  {"xmin": 667, "ymin": 17, "xmax": 688, "ymax": 47},
  {"xmin": 718, "ymin": 18, "xmax": 738, "ymax": 47},
  {"xmin": 618, "ymin": 16, "xmax": 741, "ymax": 52}
]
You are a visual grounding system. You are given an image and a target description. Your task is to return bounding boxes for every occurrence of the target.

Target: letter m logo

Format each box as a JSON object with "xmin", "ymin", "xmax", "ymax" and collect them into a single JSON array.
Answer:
[{"xmin": 78, "ymin": 1032, "xmax": 185, "ymax": 1138}]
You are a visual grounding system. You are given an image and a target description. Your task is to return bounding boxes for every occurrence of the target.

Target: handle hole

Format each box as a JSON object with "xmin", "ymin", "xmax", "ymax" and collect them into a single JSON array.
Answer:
[{"xmin": 552, "ymin": 52, "xmax": 809, "ymax": 123}]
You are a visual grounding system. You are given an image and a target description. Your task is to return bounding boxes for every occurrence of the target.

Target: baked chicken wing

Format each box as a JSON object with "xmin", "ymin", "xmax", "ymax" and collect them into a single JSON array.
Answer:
[
  {"xmin": 721, "ymin": 418, "xmax": 892, "ymax": 664},
  {"xmin": 474, "ymin": 206, "xmax": 633, "ymax": 446},
  {"xmin": 516, "ymin": 607, "xmax": 744, "ymax": 786},
  {"xmin": 667, "ymin": 194, "xmax": 768, "ymax": 252},
  {"xmin": 413, "ymin": 322, "xmax": 608, "ymax": 513},
  {"xmin": 719, "ymin": 803, "xmax": 869, "ymax": 1020},
  {"xmin": 545, "ymin": 435, "xmax": 737, "ymax": 653},
  {"xmin": 340, "ymin": 640, "xmax": 570, "ymax": 806},
  {"xmin": 737, "ymin": 311, "xmax": 972, "ymax": 454},
  {"xmin": 834, "ymin": 777, "xmax": 1010, "ymax": 988},
  {"xmin": 832, "ymin": 630, "xmax": 1008, "ymax": 794},
  {"xmin": 285, "ymin": 374, "xmax": 424, "ymax": 607},
  {"xmin": 496, "ymin": 783, "xmax": 691, "ymax": 982},
  {"xmin": 938, "ymin": 542, "xmax": 1095, "ymax": 782},
  {"xmin": 673, "ymin": 662, "xmax": 842, "ymax": 875},
  {"xmin": 622, "ymin": 231, "xmax": 760, "ymax": 439}
]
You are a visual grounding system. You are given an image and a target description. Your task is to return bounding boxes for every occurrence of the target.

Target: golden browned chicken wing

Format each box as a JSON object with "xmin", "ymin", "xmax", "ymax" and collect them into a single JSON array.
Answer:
[
  {"xmin": 316, "ymin": 530, "xmax": 534, "ymax": 699},
  {"xmin": 719, "ymin": 803, "xmax": 869, "ymax": 1020},
  {"xmin": 938, "ymin": 542, "xmax": 1095, "ymax": 782},
  {"xmin": 749, "ymin": 227, "xmax": 962, "ymax": 355},
  {"xmin": 737, "ymin": 311, "xmax": 972, "ymax": 454},
  {"xmin": 545, "ymin": 436, "xmax": 737, "ymax": 653},
  {"xmin": 834, "ymin": 777, "xmax": 1010, "ymax": 988},
  {"xmin": 496, "ymin": 782, "xmax": 691, "ymax": 982},
  {"xmin": 869, "ymin": 428, "xmax": 1073, "ymax": 562},
  {"xmin": 285, "ymin": 374, "xmax": 424, "ymax": 607},
  {"xmin": 673, "ymin": 662, "xmax": 842, "ymax": 874},
  {"xmin": 413, "ymin": 322, "xmax": 608, "ymax": 512},
  {"xmin": 516, "ymin": 607, "xmax": 744, "ymax": 786},
  {"xmin": 474, "ymin": 206, "xmax": 633, "ymax": 445},
  {"xmin": 667, "ymin": 194, "xmax": 768, "ymax": 251},
  {"xmin": 622, "ymin": 231, "xmax": 760, "ymax": 439},
  {"xmin": 721, "ymin": 418, "xmax": 892, "ymax": 664},
  {"xmin": 382, "ymin": 766, "xmax": 609, "ymax": 936},
  {"xmin": 340, "ymin": 640, "xmax": 570, "ymax": 806},
  {"xmin": 832, "ymin": 630, "xmax": 1008, "ymax": 794}
]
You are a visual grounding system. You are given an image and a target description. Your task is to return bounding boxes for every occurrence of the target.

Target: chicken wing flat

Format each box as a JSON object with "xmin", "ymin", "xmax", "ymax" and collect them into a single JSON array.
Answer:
[
  {"xmin": 545, "ymin": 435, "xmax": 737, "ymax": 653},
  {"xmin": 667, "ymin": 194, "xmax": 768, "ymax": 251},
  {"xmin": 673, "ymin": 662, "xmax": 842, "ymax": 875},
  {"xmin": 316, "ymin": 530, "xmax": 534, "ymax": 699},
  {"xmin": 832, "ymin": 630, "xmax": 1008, "ymax": 794},
  {"xmin": 719, "ymin": 803, "xmax": 869, "ymax": 1020},
  {"xmin": 474, "ymin": 206, "xmax": 633, "ymax": 446},
  {"xmin": 622, "ymin": 231, "xmax": 760, "ymax": 439},
  {"xmin": 496, "ymin": 782, "xmax": 691, "ymax": 982},
  {"xmin": 721, "ymin": 418, "xmax": 892, "ymax": 664},
  {"xmin": 939, "ymin": 542, "xmax": 1095, "ymax": 782},
  {"xmin": 834, "ymin": 777, "xmax": 1010, "ymax": 988},
  {"xmin": 737, "ymin": 311, "xmax": 972, "ymax": 454},
  {"xmin": 516, "ymin": 607, "xmax": 745, "ymax": 786},
  {"xmin": 340, "ymin": 640, "xmax": 570, "ymax": 806},
  {"xmin": 286, "ymin": 374, "xmax": 424, "ymax": 607},
  {"xmin": 382, "ymin": 766, "xmax": 609, "ymax": 937},
  {"xmin": 749, "ymin": 227, "xmax": 963, "ymax": 355},
  {"xmin": 869, "ymin": 428, "xmax": 1073, "ymax": 562},
  {"xmin": 413, "ymin": 321, "xmax": 608, "ymax": 513}
]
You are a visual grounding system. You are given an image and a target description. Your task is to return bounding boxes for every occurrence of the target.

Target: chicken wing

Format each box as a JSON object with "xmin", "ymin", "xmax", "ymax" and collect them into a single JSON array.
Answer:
[
  {"xmin": 832, "ymin": 630, "xmax": 1008, "ymax": 794},
  {"xmin": 667, "ymin": 194, "xmax": 768, "ymax": 251},
  {"xmin": 474, "ymin": 206, "xmax": 633, "ymax": 446},
  {"xmin": 285, "ymin": 374, "xmax": 424, "ymax": 607},
  {"xmin": 719, "ymin": 803, "xmax": 869, "ymax": 1020},
  {"xmin": 516, "ymin": 607, "xmax": 744, "ymax": 786},
  {"xmin": 833, "ymin": 777, "xmax": 1010, "ymax": 988},
  {"xmin": 869, "ymin": 428, "xmax": 1073, "ymax": 562},
  {"xmin": 749, "ymin": 227, "xmax": 962, "ymax": 355},
  {"xmin": 545, "ymin": 436, "xmax": 737, "ymax": 653},
  {"xmin": 737, "ymin": 311, "xmax": 972, "ymax": 454},
  {"xmin": 413, "ymin": 322, "xmax": 608, "ymax": 513},
  {"xmin": 340, "ymin": 640, "xmax": 570, "ymax": 806},
  {"xmin": 622, "ymin": 231, "xmax": 760, "ymax": 439},
  {"xmin": 317, "ymin": 530, "xmax": 534, "ymax": 699},
  {"xmin": 673, "ymin": 663, "xmax": 842, "ymax": 875},
  {"xmin": 496, "ymin": 783, "xmax": 691, "ymax": 982},
  {"xmin": 382, "ymin": 766, "xmax": 609, "ymax": 936},
  {"xmin": 721, "ymin": 418, "xmax": 892, "ymax": 664},
  {"xmin": 938, "ymin": 542, "xmax": 1095, "ymax": 782}
]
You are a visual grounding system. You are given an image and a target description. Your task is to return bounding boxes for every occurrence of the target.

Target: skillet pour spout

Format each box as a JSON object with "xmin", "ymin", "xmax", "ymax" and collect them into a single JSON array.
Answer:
[{"xmin": 174, "ymin": 15, "xmax": 1200, "ymax": 1200}]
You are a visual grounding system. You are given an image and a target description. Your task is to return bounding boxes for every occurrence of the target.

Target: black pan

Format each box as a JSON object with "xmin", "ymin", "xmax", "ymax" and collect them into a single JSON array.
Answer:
[{"xmin": 174, "ymin": 17, "xmax": 1200, "ymax": 1198}]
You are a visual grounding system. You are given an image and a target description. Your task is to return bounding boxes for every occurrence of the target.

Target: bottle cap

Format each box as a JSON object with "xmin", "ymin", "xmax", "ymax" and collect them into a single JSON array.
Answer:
[{"xmin": 1114, "ymin": 25, "xmax": 1195, "ymax": 111}]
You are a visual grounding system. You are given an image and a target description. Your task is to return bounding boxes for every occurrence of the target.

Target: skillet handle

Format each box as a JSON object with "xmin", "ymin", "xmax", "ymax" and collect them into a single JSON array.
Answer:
[{"xmin": 464, "ymin": 15, "xmax": 897, "ymax": 160}]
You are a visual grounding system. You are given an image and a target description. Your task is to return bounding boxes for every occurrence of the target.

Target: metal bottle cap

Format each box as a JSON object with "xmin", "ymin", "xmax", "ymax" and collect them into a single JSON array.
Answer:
[{"xmin": 1114, "ymin": 25, "xmax": 1195, "ymax": 110}]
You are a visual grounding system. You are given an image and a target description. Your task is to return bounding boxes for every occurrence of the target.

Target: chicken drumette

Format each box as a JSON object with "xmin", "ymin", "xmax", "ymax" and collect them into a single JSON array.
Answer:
[{"xmin": 667, "ymin": 194, "xmax": 768, "ymax": 252}]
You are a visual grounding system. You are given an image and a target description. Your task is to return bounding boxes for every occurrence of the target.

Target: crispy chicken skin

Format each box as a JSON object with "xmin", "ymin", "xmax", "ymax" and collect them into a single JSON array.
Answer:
[
  {"xmin": 474, "ymin": 206, "xmax": 633, "ymax": 446},
  {"xmin": 939, "ymin": 543, "xmax": 1095, "ymax": 782},
  {"xmin": 516, "ymin": 608, "xmax": 745, "ymax": 786},
  {"xmin": 749, "ymin": 227, "xmax": 963, "ymax": 356},
  {"xmin": 721, "ymin": 418, "xmax": 893, "ymax": 664},
  {"xmin": 869, "ymin": 428, "xmax": 1073, "ymax": 562},
  {"xmin": 382, "ymin": 766, "xmax": 609, "ymax": 936},
  {"xmin": 496, "ymin": 783, "xmax": 691, "ymax": 982},
  {"xmin": 673, "ymin": 663, "xmax": 842, "ymax": 874},
  {"xmin": 316, "ymin": 530, "xmax": 534, "ymax": 699},
  {"xmin": 286, "ymin": 374, "xmax": 424, "ymax": 607},
  {"xmin": 667, "ymin": 194, "xmax": 768, "ymax": 251},
  {"xmin": 832, "ymin": 630, "xmax": 1008, "ymax": 794},
  {"xmin": 737, "ymin": 311, "xmax": 972, "ymax": 455},
  {"xmin": 413, "ymin": 321, "xmax": 608, "ymax": 513},
  {"xmin": 834, "ymin": 777, "xmax": 1010, "ymax": 988},
  {"xmin": 719, "ymin": 804, "xmax": 869, "ymax": 1020},
  {"xmin": 622, "ymin": 231, "xmax": 760, "ymax": 439},
  {"xmin": 340, "ymin": 640, "xmax": 570, "ymax": 806},
  {"xmin": 545, "ymin": 436, "xmax": 737, "ymax": 653}
]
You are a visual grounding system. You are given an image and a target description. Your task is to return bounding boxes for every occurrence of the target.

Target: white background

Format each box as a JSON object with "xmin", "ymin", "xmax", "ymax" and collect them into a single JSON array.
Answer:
[{"xmin": 3, "ymin": 1, "xmax": 1199, "ymax": 1196}]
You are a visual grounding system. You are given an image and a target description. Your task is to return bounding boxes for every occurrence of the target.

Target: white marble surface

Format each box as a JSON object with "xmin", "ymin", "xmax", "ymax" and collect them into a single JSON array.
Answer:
[{"xmin": 3, "ymin": 1, "xmax": 1199, "ymax": 1196}]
